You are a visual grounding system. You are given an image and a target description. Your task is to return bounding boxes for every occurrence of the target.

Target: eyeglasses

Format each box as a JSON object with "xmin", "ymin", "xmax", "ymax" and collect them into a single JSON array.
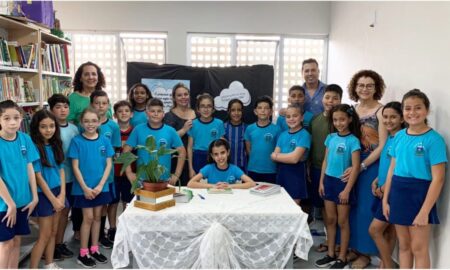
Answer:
[{"xmin": 356, "ymin": 83, "xmax": 375, "ymax": 90}]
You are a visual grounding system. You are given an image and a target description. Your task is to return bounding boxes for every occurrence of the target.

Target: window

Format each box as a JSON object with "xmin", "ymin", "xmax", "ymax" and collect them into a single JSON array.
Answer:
[
  {"xmin": 69, "ymin": 32, "xmax": 167, "ymax": 103},
  {"xmin": 188, "ymin": 34, "xmax": 327, "ymax": 113}
]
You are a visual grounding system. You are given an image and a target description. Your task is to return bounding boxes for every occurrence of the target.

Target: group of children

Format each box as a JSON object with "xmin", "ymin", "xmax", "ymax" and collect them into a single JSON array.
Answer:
[{"xmin": 0, "ymin": 77, "xmax": 446, "ymax": 269}]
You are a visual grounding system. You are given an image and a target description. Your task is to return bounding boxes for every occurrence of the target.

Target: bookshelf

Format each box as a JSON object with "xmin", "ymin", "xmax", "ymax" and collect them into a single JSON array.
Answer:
[{"xmin": 0, "ymin": 15, "xmax": 72, "ymax": 108}]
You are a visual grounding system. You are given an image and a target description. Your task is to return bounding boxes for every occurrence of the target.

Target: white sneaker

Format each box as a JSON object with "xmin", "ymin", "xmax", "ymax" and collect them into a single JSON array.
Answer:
[{"xmin": 44, "ymin": 262, "xmax": 62, "ymax": 269}]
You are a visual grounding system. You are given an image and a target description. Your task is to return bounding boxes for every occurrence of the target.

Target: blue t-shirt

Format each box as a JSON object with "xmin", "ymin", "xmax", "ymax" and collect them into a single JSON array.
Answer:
[
  {"xmin": 244, "ymin": 122, "xmax": 280, "ymax": 173},
  {"xmin": 200, "ymin": 164, "xmax": 244, "ymax": 184},
  {"xmin": 0, "ymin": 132, "xmax": 39, "ymax": 211},
  {"xmin": 99, "ymin": 119, "xmax": 121, "ymax": 183},
  {"xmin": 60, "ymin": 123, "xmax": 79, "ymax": 183},
  {"xmin": 68, "ymin": 134, "xmax": 115, "ymax": 195},
  {"xmin": 392, "ymin": 128, "xmax": 447, "ymax": 181},
  {"xmin": 188, "ymin": 118, "xmax": 225, "ymax": 151},
  {"xmin": 276, "ymin": 128, "xmax": 311, "ymax": 162},
  {"xmin": 130, "ymin": 109, "xmax": 147, "ymax": 127},
  {"xmin": 126, "ymin": 123, "xmax": 183, "ymax": 180},
  {"xmin": 224, "ymin": 122, "xmax": 247, "ymax": 169},
  {"xmin": 377, "ymin": 135, "xmax": 394, "ymax": 187},
  {"xmin": 324, "ymin": 133, "xmax": 361, "ymax": 178},
  {"xmin": 276, "ymin": 111, "xmax": 314, "ymax": 131},
  {"xmin": 33, "ymin": 145, "xmax": 63, "ymax": 192}
]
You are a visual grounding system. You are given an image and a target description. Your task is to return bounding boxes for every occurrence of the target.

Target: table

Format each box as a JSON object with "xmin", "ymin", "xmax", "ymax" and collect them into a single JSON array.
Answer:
[{"xmin": 111, "ymin": 188, "xmax": 313, "ymax": 269}]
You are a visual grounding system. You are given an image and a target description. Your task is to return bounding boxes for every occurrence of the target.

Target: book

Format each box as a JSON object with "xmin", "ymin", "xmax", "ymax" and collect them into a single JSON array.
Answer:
[
  {"xmin": 249, "ymin": 183, "xmax": 281, "ymax": 196},
  {"xmin": 207, "ymin": 188, "xmax": 233, "ymax": 194},
  {"xmin": 174, "ymin": 189, "xmax": 193, "ymax": 203}
]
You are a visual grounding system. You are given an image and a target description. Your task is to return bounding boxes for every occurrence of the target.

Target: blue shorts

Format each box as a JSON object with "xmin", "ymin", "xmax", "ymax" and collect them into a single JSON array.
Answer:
[
  {"xmin": 276, "ymin": 162, "xmax": 308, "ymax": 200},
  {"xmin": 247, "ymin": 171, "xmax": 277, "ymax": 185},
  {"xmin": 32, "ymin": 186, "xmax": 69, "ymax": 217},
  {"xmin": 322, "ymin": 174, "xmax": 356, "ymax": 205},
  {"xmin": 73, "ymin": 192, "xmax": 112, "ymax": 208},
  {"xmin": 371, "ymin": 196, "xmax": 387, "ymax": 222},
  {"xmin": 308, "ymin": 166, "xmax": 324, "ymax": 208},
  {"xmin": 389, "ymin": 175, "xmax": 439, "ymax": 226},
  {"xmin": 66, "ymin": 182, "xmax": 74, "ymax": 207},
  {"xmin": 114, "ymin": 176, "xmax": 134, "ymax": 203},
  {"xmin": 109, "ymin": 182, "xmax": 119, "ymax": 204},
  {"xmin": 0, "ymin": 206, "xmax": 30, "ymax": 242},
  {"xmin": 193, "ymin": 150, "xmax": 208, "ymax": 174}
]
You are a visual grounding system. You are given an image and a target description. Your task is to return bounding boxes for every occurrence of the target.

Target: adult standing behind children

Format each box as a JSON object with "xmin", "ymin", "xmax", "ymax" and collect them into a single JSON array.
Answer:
[
  {"xmin": 345, "ymin": 70, "xmax": 388, "ymax": 269},
  {"xmin": 302, "ymin": 58, "xmax": 327, "ymax": 116},
  {"xmin": 164, "ymin": 83, "xmax": 196, "ymax": 186},
  {"xmin": 68, "ymin": 62, "xmax": 111, "ymax": 126}
]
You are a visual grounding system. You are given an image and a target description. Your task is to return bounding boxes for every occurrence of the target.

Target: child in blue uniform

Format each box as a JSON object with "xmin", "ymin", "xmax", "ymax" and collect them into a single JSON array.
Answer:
[
  {"xmin": 315, "ymin": 104, "xmax": 361, "ymax": 269},
  {"xmin": 224, "ymin": 99, "xmax": 247, "ymax": 172},
  {"xmin": 123, "ymin": 98, "xmax": 186, "ymax": 185},
  {"xmin": 277, "ymin": 85, "xmax": 314, "ymax": 131},
  {"xmin": 0, "ymin": 100, "xmax": 39, "ymax": 269},
  {"xmin": 69, "ymin": 107, "xmax": 114, "ymax": 268},
  {"xmin": 29, "ymin": 110, "xmax": 67, "ymax": 269},
  {"xmin": 91, "ymin": 90, "xmax": 121, "ymax": 248},
  {"xmin": 383, "ymin": 89, "xmax": 447, "ymax": 269},
  {"xmin": 49, "ymin": 94, "xmax": 79, "ymax": 259},
  {"xmin": 128, "ymin": 83, "xmax": 152, "ymax": 127},
  {"xmin": 271, "ymin": 104, "xmax": 311, "ymax": 205},
  {"xmin": 244, "ymin": 96, "xmax": 280, "ymax": 184},
  {"xmin": 188, "ymin": 93, "xmax": 225, "ymax": 178},
  {"xmin": 368, "ymin": 102, "xmax": 404, "ymax": 268},
  {"xmin": 188, "ymin": 139, "xmax": 255, "ymax": 189}
]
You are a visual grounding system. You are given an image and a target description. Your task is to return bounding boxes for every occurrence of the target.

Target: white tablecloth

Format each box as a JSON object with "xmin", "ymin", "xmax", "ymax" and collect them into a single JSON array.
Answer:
[{"xmin": 111, "ymin": 188, "xmax": 313, "ymax": 269}]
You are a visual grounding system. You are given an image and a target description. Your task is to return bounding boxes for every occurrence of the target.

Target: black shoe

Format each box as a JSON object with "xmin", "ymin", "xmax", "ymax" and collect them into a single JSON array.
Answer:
[
  {"xmin": 330, "ymin": 259, "xmax": 347, "ymax": 269},
  {"xmin": 56, "ymin": 243, "xmax": 74, "ymax": 258},
  {"xmin": 100, "ymin": 236, "xmax": 113, "ymax": 249},
  {"xmin": 90, "ymin": 251, "xmax": 108, "ymax": 264},
  {"xmin": 107, "ymin": 228, "xmax": 116, "ymax": 242},
  {"xmin": 53, "ymin": 247, "xmax": 63, "ymax": 261},
  {"xmin": 315, "ymin": 255, "xmax": 336, "ymax": 268},
  {"xmin": 77, "ymin": 254, "xmax": 96, "ymax": 268}
]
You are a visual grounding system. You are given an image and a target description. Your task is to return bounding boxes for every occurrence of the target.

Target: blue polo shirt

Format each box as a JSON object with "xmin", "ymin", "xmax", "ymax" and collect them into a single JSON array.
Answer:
[
  {"xmin": 244, "ymin": 122, "xmax": 280, "ymax": 173},
  {"xmin": 303, "ymin": 80, "xmax": 327, "ymax": 116},
  {"xmin": 324, "ymin": 132, "xmax": 361, "ymax": 178},
  {"xmin": 188, "ymin": 118, "xmax": 225, "ymax": 151},
  {"xmin": 200, "ymin": 164, "xmax": 244, "ymax": 184},
  {"xmin": 33, "ymin": 145, "xmax": 63, "ymax": 191},
  {"xmin": 130, "ymin": 109, "xmax": 147, "ymax": 127},
  {"xmin": 276, "ymin": 128, "xmax": 311, "ymax": 161}
]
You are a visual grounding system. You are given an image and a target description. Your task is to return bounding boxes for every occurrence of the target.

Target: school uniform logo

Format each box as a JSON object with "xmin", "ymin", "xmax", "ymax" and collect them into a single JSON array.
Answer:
[
  {"xmin": 290, "ymin": 139, "xmax": 297, "ymax": 151},
  {"xmin": 159, "ymin": 139, "xmax": 168, "ymax": 147},
  {"xmin": 211, "ymin": 129, "xmax": 218, "ymax": 138},
  {"xmin": 21, "ymin": 145, "xmax": 27, "ymax": 157},
  {"xmin": 264, "ymin": 133, "xmax": 274, "ymax": 142},
  {"xmin": 227, "ymin": 176, "xmax": 236, "ymax": 183},
  {"xmin": 386, "ymin": 146, "xmax": 392, "ymax": 158},
  {"xmin": 336, "ymin": 143, "xmax": 346, "ymax": 154},
  {"xmin": 99, "ymin": 146, "xmax": 107, "ymax": 156},
  {"xmin": 104, "ymin": 131, "xmax": 112, "ymax": 139},
  {"xmin": 415, "ymin": 143, "xmax": 425, "ymax": 156}
]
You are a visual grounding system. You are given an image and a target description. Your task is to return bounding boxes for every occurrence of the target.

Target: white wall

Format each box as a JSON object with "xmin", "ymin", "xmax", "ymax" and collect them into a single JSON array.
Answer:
[
  {"xmin": 328, "ymin": 2, "xmax": 450, "ymax": 267},
  {"xmin": 54, "ymin": 1, "xmax": 330, "ymax": 65}
]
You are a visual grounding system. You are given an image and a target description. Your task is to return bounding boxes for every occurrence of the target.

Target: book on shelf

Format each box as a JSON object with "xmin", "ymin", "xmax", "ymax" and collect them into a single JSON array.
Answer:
[
  {"xmin": 249, "ymin": 182, "xmax": 281, "ymax": 196},
  {"xmin": 0, "ymin": 38, "xmax": 12, "ymax": 66},
  {"xmin": 0, "ymin": 39, "xmax": 38, "ymax": 69},
  {"xmin": 42, "ymin": 76, "xmax": 72, "ymax": 101},
  {"xmin": 0, "ymin": 74, "xmax": 36, "ymax": 103},
  {"xmin": 42, "ymin": 43, "xmax": 70, "ymax": 74}
]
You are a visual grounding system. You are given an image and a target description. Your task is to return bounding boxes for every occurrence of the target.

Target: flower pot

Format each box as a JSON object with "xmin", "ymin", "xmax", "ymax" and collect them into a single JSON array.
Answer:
[{"xmin": 142, "ymin": 181, "xmax": 168, "ymax": 192}]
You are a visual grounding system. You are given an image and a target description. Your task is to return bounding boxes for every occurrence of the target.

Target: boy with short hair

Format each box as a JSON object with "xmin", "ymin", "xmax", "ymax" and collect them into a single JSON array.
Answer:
[
  {"xmin": 244, "ymin": 96, "xmax": 280, "ymax": 184},
  {"xmin": 90, "ymin": 90, "xmax": 121, "ymax": 249},
  {"xmin": 108, "ymin": 100, "xmax": 134, "ymax": 242},
  {"xmin": 48, "ymin": 93, "xmax": 79, "ymax": 260},
  {"xmin": 123, "ymin": 98, "xmax": 186, "ymax": 186},
  {"xmin": 309, "ymin": 84, "xmax": 343, "ymax": 250},
  {"xmin": 277, "ymin": 85, "xmax": 314, "ymax": 131}
]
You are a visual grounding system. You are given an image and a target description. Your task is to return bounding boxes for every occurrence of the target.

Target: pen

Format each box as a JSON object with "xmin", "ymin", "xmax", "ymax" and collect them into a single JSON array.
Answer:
[{"xmin": 198, "ymin": 194, "xmax": 205, "ymax": 200}]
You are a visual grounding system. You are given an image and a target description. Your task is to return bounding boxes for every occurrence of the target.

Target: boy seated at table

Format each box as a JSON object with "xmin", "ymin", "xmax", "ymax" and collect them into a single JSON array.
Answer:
[{"xmin": 187, "ymin": 139, "xmax": 255, "ymax": 189}]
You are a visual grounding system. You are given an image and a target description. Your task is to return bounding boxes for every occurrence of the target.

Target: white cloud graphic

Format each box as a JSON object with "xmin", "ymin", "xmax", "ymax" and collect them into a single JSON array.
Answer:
[{"xmin": 214, "ymin": 81, "xmax": 251, "ymax": 111}]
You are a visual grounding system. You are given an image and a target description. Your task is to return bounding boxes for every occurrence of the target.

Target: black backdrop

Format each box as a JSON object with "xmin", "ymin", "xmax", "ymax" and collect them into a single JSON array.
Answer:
[{"xmin": 127, "ymin": 62, "xmax": 274, "ymax": 124}]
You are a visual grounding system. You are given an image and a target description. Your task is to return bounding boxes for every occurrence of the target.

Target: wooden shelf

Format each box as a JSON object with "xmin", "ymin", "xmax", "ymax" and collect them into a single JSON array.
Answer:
[
  {"xmin": 0, "ymin": 65, "xmax": 38, "ymax": 73},
  {"xmin": 0, "ymin": 15, "xmax": 37, "ymax": 32},
  {"xmin": 42, "ymin": 71, "xmax": 72, "ymax": 78},
  {"xmin": 41, "ymin": 31, "xmax": 71, "ymax": 45}
]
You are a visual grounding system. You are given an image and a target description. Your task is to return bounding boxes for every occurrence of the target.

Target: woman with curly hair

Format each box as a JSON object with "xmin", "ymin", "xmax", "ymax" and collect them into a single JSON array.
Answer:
[{"xmin": 344, "ymin": 70, "xmax": 388, "ymax": 269}]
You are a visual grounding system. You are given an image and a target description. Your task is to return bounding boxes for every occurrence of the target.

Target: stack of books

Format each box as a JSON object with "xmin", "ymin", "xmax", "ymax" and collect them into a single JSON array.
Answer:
[
  {"xmin": 0, "ymin": 74, "xmax": 35, "ymax": 102},
  {"xmin": 0, "ymin": 39, "xmax": 38, "ymax": 69},
  {"xmin": 41, "ymin": 43, "xmax": 70, "ymax": 74},
  {"xmin": 249, "ymin": 183, "xmax": 281, "ymax": 196}
]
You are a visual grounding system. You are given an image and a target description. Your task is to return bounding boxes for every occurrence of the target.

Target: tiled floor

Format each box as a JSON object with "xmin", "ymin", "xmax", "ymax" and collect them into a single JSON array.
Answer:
[{"xmin": 19, "ymin": 212, "xmax": 378, "ymax": 269}]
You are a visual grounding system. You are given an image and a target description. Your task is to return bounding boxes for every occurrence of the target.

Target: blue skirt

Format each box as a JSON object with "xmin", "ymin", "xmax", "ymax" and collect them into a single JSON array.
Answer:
[
  {"xmin": 73, "ymin": 192, "xmax": 112, "ymax": 208},
  {"xmin": 32, "ymin": 186, "xmax": 69, "ymax": 217},
  {"xmin": 371, "ymin": 196, "xmax": 387, "ymax": 222},
  {"xmin": 389, "ymin": 175, "xmax": 439, "ymax": 226},
  {"xmin": 309, "ymin": 166, "xmax": 324, "ymax": 208},
  {"xmin": 322, "ymin": 174, "xmax": 356, "ymax": 205},
  {"xmin": 276, "ymin": 161, "xmax": 308, "ymax": 200},
  {"xmin": 247, "ymin": 171, "xmax": 277, "ymax": 184},
  {"xmin": 193, "ymin": 150, "xmax": 208, "ymax": 174},
  {"xmin": 349, "ymin": 153, "xmax": 379, "ymax": 255}
]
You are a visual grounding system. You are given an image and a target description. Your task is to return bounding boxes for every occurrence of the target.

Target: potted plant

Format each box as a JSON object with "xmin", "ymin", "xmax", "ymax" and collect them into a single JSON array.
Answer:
[{"xmin": 115, "ymin": 136, "xmax": 178, "ymax": 193}]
